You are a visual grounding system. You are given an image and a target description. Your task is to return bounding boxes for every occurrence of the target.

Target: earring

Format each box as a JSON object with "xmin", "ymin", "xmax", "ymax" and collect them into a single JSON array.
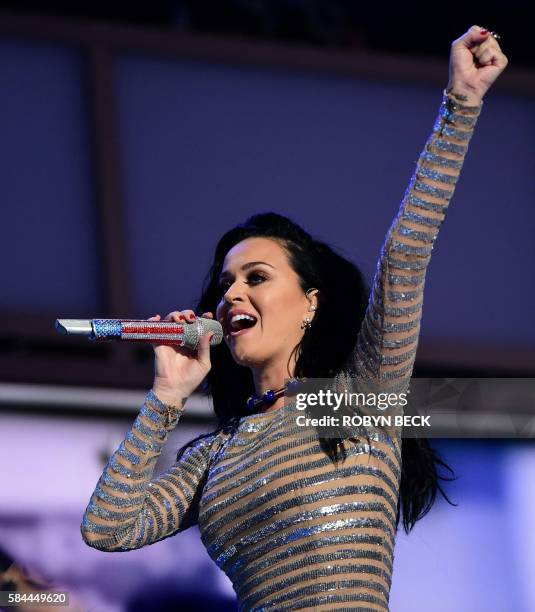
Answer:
[{"xmin": 301, "ymin": 317, "xmax": 312, "ymax": 330}]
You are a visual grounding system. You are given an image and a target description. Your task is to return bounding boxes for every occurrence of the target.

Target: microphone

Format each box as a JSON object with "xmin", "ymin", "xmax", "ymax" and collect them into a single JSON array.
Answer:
[{"xmin": 55, "ymin": 317, "xmax": 223, "ymax": 350}]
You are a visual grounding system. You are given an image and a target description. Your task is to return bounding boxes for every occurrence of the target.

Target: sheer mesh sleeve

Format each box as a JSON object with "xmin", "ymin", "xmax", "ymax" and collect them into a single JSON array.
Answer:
[
  {"xmin": 335, "ymin": 90, "xmax": 482, "ymax": 397},
  {"xmin": 80, "ymin": 391, "xmax": 224, "ymax": 552}
]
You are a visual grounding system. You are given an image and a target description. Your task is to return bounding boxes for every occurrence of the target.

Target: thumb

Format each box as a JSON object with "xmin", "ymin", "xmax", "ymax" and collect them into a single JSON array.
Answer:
[
  {"xmin": 458, "ymin": 25, "xmax": 489, "ymax": 48},
  {"xmin": 197, "ymin": 331, "xmax": 214, "ymax": 368}
]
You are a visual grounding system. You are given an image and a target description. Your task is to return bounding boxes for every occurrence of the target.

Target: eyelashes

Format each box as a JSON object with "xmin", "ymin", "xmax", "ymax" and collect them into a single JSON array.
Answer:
[{"xmin": 218, "ymin": 272, "xmax": 267, "ymax": 293}]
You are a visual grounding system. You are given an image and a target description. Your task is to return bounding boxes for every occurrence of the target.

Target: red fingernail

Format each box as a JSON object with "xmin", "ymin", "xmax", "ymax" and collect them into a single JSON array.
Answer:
[
  {"xmin": 191, "ymin": 314, "xmax": 196, "ymax": 320},
  {"xmin": 179, "ymin": 315, "xmax": 186, "ymax": 321},
  {"xmin": 480, "ymin": 29, "xmax": 488, "ymax": 35}
]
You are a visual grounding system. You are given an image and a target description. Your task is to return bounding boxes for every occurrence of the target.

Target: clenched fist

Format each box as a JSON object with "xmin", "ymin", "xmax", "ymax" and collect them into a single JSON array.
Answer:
[{"xmin": 447, "ymin": 25, "xmax": 508, "ymax": 105}]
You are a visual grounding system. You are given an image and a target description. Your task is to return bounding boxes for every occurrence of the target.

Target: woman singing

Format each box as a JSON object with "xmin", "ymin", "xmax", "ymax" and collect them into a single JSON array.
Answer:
[{"xmin": 81, "ymin": 26, "xmax": 507, "ymax": 610}]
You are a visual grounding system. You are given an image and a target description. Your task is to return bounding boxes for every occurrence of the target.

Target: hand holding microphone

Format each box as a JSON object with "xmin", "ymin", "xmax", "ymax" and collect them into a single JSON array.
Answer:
[
  {"xmin": 55, "ymin": 309, "xmax": 222, "ymax": 406},
  {"xmin": 149, "ymin": 309, "xmax": 217, "ymax": 407}
]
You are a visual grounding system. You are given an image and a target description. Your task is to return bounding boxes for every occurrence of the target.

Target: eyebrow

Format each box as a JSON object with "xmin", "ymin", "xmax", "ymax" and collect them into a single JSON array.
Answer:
[{"xmin": 219, "ymin": 261, "xmax": 275, "ymax": 281}]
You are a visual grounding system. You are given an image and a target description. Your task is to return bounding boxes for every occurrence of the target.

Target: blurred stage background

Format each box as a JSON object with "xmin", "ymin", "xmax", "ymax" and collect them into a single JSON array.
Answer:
[{"xmin": 0, "ymin": 3, "xmax": 534, "ymax": 611}]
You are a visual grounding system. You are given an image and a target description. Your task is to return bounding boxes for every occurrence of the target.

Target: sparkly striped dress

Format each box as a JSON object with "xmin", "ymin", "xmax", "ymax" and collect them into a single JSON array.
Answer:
[{"xmin": 81, "ymin": 90, "xmax": 481, "ymax": 611}]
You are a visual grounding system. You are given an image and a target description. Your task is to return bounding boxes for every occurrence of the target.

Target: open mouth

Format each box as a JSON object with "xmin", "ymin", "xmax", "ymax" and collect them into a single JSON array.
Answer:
[{"xmin": 227, "ymin": 313, "xmax": 258, "ymax": 336}]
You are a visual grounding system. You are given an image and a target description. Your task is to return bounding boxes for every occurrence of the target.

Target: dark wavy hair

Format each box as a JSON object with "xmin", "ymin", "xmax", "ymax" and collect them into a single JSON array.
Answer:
[{"xmin": 181, "ymin": 211, "xmax": 455, "ymax": 533}]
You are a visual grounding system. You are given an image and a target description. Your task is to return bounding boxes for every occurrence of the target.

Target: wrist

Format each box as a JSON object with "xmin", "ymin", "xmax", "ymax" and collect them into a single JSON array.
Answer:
[
  {"xmin": 151, "ymin": 385, "xmax": 188, "ymax": 410},
  {"xmin": 148, "ymin": 388, "xmax": 188, "ymax": 428},
  {"xmin": 445, "ymin": 83, "xmax": 483, "ymax": 107}
]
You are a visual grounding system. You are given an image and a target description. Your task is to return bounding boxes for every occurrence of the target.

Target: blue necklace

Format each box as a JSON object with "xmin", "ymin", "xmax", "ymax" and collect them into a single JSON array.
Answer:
[{"xmin": 246, "ymin": 378, "xmax": 304, "ymax": 412}]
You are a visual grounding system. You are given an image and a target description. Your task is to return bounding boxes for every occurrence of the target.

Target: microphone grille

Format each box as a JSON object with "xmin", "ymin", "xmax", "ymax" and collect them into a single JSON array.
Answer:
[{"xmin": 183, "ymin": 317, "xmax": 223, "ymax": 350}]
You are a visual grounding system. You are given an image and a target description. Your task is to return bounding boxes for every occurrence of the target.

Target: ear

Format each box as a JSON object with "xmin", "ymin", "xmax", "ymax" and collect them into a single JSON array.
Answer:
[{"xmin": 305, "ymin": 288, "xmax": 319, "ymax": 313}]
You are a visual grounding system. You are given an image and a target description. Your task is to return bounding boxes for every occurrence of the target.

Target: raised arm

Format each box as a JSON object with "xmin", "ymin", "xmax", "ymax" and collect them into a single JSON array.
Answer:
[
  {"xmin": 341, "ymin": 26, "xmax": 507, "ymax": 393},
  {"xmin": 80, "ymin": 390, "xmax": 224, "ymax": 551}
]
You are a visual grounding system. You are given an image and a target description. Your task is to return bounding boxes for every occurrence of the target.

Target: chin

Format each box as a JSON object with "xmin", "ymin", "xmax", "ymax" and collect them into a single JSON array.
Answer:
[{"xmin": 231, "ymin": 349, "xmax": 265, "ymax": 368}]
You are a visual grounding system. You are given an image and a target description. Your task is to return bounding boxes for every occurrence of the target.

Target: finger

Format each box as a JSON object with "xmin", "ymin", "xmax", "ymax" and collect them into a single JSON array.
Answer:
[
  {"xmin": 148, "ymin": 314, "xmax": 161, "ymax": 322},
  {"xmin": 477, "ymin": 42, "xmax": 508, "ymax": 69},
  {"xmin": 197, "ymin": 331, "xmax": 214, "ymax": 367},
  {"xmin": 461, "ymin": 26, "xmax": 494, "ymax": 47},
  {"xmin": 453, "ymin": 25, "xmax": 490, "ymax": 49},
  {"xmin": 475, "ymin": 47, "xmax": 497, "ymax": 66},
  {"xmin": 201, "ymin": 311, "xmax": 214, "ymax": 319},
  {"xmin": 181, "ymin": 309, "xmax": 197, "ymax": 323},
  {"xmin": 165, "ymin": 311, "xmax": 187, "ymax": 323}
]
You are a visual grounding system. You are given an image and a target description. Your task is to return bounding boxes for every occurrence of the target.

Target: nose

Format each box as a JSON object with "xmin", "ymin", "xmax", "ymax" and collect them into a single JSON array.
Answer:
[{"xmin": 221, "ymin": 279, "xmax": 246, "ymax": 307}]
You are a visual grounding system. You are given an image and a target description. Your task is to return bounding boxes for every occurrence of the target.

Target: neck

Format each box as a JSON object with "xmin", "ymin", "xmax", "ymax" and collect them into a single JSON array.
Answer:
[{"xmin": 251, "ymin": 359, "xmax": 296, "ymax": 413}]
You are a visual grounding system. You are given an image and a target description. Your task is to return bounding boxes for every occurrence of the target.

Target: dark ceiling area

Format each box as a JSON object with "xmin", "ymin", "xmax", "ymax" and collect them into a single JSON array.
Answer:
[{"xmin": 1, "ymin": 0, "xmax": 532, "ymax": 68}]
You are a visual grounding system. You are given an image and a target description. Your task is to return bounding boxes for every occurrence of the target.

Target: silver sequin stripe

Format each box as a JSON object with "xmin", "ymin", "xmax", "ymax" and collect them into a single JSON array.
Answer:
[
  {"xmin": 380, "ymin": 360, "xmax": 415, "ymax": 381},
  {"xmin": 355, "ymin": 322, "xmax": 417, "ymax": 369},
  {"xmin": 214, "ymin": 515, "xmax": 396, "ymax": 571},
  {"xmin": 207, "ymin": 431, "xmax": 319, "ymax": 482},
  {"xmin": 386, "ymin": 255, "xmax": 430, "ymax": 271},
  {"xmin": 242, "ymin": 564, "xmax": 390, "ymax": 610},
  {"xmin": 146, "ymin": 480, "xmax": 187, "ymax": 535},
  {"xmin": 214, "ymin": 418, "xmax": 318, "ymax": 461},
  {"xmin": 202, "ymin": 462, "xmax": 399, "ymax": 533},
  {"xmin": 417, "ymin": 167, "xmax": 458, "ymax": 185},
  {"xmin": 440, "ymin": 124, "xmax": 473, "ymax": 141},
  {"xmin": 202, "ymin": 448, "xmax": 400, "ymax": 518},
  {"xmin": 126, "ymin": 430, "xmax": 163, "ymax": 455},
  {"xmin": 392, "ymin": 241, "xmax": 433, "ymax": 257},
  {"xmin": 150, "ymin": 485, "xmax": 183, "ymax": 533},
  {"xmin": 414, "ymin": 180, "xmax": 453, "ymax": 201},
  {"xmin": 117, "ymin": 440, "xmax": 143, "ymax": 465},
  {"xmin": 151, "ymin": 468, "xmax": 198, "ymax": 507},
  {"xmin": 206, "ymin": 431, "xmax": 319, "ymax": 485},
  {"xmin": 387, "ymin": 270, "xmax": 426, "ymax": 285},
  {"xmin": 87, "ymin": 501, "xmax": 140, "ymax": 522},
  {"xmin": 95, "ymin": 484, "xmax": 145, "ymax": 508},
  {"xmin": 203, "ymin": 441, "xmax": 400, "ymax": 518},
  {"xmin": 84, "ymin": 523, "xmax": 139, "ymax": 551},
  {"xmin": 82, "ymin": 515, "xmax": 123, "ymax": 535},
  {"xmin": 205, "ymin": 435, "xmax": 330, "ymax": 494},
  {"xmin": 108, "ymin": 454, "xmax": 155, "ymax": 480},
  {"xmin": 387, "ymin": 287, "xmax": 424, "ymax": 302},
  {"xmin": 278, "ymin": 592, "xmax": 389, "ymax": 611},
  {"xmin": 133, "ymin": 418, "xmax": 167, "ymax": 441},
  {"xmin": 401, "ymin": 210, "xmax": 442, "ymax": 229},
  {"xmin": 365, "ymin": 320, "xmax": 420, "ymax": 349},
  {"xmin": 430, "ymin": 138, "xmax": 467, "ymax": 155},
  {"xmin": 208, "ymin": 493, "xmax": 398, "ymax": 566},
  {"xmin": 238, "ymin": 544, "xmax": 393, "ymax": 592},
  {"xmin": 212, "ymin": 419, "xmax": 401, "ymax": 474},
  {"xmin": 203, "ymin": 464, "xmax": 400, "ymax": 543},
  {"xmin": 205, "ymin": 432, "xmax": 363, "ymax": 505},
  {"xmin": 353, "ymin": 336, "xmax": 416, "ymax": 381},
  {"xmin": 373, "ymin": 302, "xmax": 422, "ymax": 322},
  {"xmin": 439, "ymin": 106, "xmax": 478, "ymax": 127},
  {"xmin": 248, "ymin": 578, "xmax": 388, "ymax": 611},
  {"xmin": 366, "ymin": 310, "xmax": 422, "ymax": 340},
  {"xmin": 442, "ymin": 94, "xmax": 482, "ymax": 116},
  {"xmin": 208, "ymin": 425, "xmax": 399, "ymax": 491},
  {"xmin": 139, "ymin": 403, "xmax": 167, "ymax": 426},
  {"xmin": 406, "ymin": 194, "xmax": 448, "ymax": 214},
  {"xmin": 102, "ymin": 471, "xmax": 149, "ymax": 494},
  {"xmin": 212, "ymin": 500, "xmax": 397, "ymax": 567},
  {"xmin": 380, "ymin": 345, "xmax": 418, "ymax": 366},
  {"xmin": 229, "ymin": 533, "xmax": 394, "ymax": 585},
  {"xmin": 240, "ymin": 554, "xmax": 392, "ymax": 601},
  {"xmin": 421, "ymin": 150, "xmax": 463, "ymax": 169}
]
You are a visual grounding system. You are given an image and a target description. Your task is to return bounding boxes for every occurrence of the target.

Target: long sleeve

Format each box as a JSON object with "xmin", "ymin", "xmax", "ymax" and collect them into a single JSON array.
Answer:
[
  {"xmin": 80, "ymin": 390, "xmax": 223, "ymax": 552},
  {"xmin": 339, "ymin": 90, "xmax": 482, "ymax": 394}
]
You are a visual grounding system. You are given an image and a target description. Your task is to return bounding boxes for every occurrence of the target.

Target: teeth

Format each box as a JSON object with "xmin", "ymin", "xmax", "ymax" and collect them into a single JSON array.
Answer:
[{"xmin": 231, "ymin": 314, "xmax": 256, "ymax": 324}]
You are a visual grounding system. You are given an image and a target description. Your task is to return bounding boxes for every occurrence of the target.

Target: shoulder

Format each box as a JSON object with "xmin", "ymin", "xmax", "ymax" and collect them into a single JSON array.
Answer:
[{"xmin": 177, "ymin": 425, "xmax": 235, "ymax": 464}]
